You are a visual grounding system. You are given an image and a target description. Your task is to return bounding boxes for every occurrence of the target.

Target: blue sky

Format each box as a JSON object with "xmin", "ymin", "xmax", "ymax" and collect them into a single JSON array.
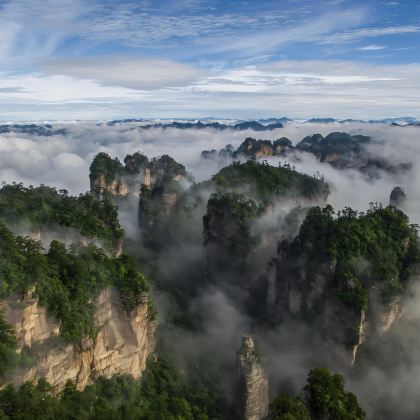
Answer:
[{"xmin": 0, "ymin": 0, "xmax": 419, "ymax": 120}]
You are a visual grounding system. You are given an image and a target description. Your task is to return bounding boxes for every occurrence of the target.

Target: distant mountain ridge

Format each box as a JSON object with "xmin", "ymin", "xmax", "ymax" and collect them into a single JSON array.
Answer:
[
  {"xmin": 0, "ymin": 124, "xmax": 67, "ymax": 136},
  {"xmin": 304, "ymin": 116, "xmax": 419, "ymax": 125},
  {"xmin": 106, "ymin": 116, "xmax": 419, "ymax": 127},
  {"xmin": 107, "ymin": 120, "xmax": 284, "ymax": 131},
  {"xmin": 0, "ymin": 117, "xmax": 418, "ymax": 138}
]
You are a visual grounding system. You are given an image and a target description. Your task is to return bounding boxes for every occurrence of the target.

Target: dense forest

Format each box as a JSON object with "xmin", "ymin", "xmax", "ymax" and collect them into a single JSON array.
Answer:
[
  {"xmin": 0, "ymin": 145, "xmax": 418, "ymax": 420},
  {"xmin": 0, "ymin": 220, "xmax": 151, "ymax": 344},
  {"xmin": 0, "ymin": 183, "xmax": 123, "ymax": 251},
  {"xmin": 297, "ymin": 204, "xmax": 418, "ymax": 310}
]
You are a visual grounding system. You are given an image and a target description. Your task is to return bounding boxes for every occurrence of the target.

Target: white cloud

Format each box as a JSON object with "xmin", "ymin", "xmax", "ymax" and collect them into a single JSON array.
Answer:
[
  {"xmin": 0, "ymin": 0, "xmax": 93, "ymax": 66},
  {"xmin": 0, "ymin": 58, "xmax": 420, "ymax": 120},
  {"xmin": 357, "ymin": 44, "xmax": 386, "ymax": 50},
  {"xmin": 43, "ymin": 57, "xmax": 208, "ymax": 90},
  {"xmin": 323, "ymin": 25, "xmax": 420, "ymax": 44},
  {"xmin": 384, "ymin": 1, "xmax": 400, "ymax": 6}
]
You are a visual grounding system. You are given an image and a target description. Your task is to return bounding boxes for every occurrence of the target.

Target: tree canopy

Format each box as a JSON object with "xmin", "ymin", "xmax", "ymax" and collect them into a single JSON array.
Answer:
[
  {"xmin": 0, "ymin": 183, "xmax": 123, "ymax": 251},
  {"xmin": 298, "ymin": 204, "xmax": 419, "ymax": 310}
]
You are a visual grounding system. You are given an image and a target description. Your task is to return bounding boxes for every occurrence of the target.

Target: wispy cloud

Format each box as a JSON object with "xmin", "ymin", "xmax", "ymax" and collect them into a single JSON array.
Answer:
[
  {"xmin": 357, "ymin": 44, "xmax": 386, "ymax": 50},
  {"xmin": 384, "ymin": 1, "xmax": 400, "ymax": 6},
  {"xmin": 323, "ymin": 25, "xmax": 420, "ymax": 44},
  {"xmin": 205, "ymin": 9, "xmax": 367, "ymax": 55},
  {"xmin": 43, "ymin": 57, "xmax": 208, "ymax": 90}
]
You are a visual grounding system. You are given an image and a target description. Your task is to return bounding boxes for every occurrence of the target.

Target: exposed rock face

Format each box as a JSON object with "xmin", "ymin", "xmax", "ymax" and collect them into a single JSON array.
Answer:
[
  {"xmin": 389, "ymin": 186, "xmax": 406, "ymax": 208},
  {"xmin": 368, "ymin": 287, "xmax": 402, "ymax": 335},
  {"xmin": 235, "ymin": 138, "xmax": 275, "ymax": 159},
  {"xmin": 1, "ymin": 291, "xmax": 59, "ymax": 351},
  {"xmin": 2, "ymin": 288, "xmax": 156, "ymax": 391},
  {"xmin": 266, "ymin": 241, "xmax": 404, "ymax": 365},
  {"xmin": 137, "ymin": 155, "xmax": 189, "ymax": 248},
  {"xmin": 236, "ymin": 335, "xmax": 269, "ymax": 420},
  {"xmin": 91, "ymin": 173, "xmax": 147, "ymax": 201},
  {"xmin": 89, "ymin": 152, "xmax": 152, "ymax": 200},
  {"xmin": 143, "ymin": 167, "xmax": 152, "ymax": 189}
]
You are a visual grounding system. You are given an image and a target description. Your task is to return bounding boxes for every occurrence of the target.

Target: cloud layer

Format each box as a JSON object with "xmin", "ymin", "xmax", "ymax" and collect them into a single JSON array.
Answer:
[{"xmin": 0, "ymin": 0, "xmax": 419, "ymax": 119}]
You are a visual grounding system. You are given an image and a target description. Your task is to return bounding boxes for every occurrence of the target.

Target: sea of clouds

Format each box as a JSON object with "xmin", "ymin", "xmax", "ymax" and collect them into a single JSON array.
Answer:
[{"xmin": 2, "ymin": 120, "xmax": 420, "ymax": 418}]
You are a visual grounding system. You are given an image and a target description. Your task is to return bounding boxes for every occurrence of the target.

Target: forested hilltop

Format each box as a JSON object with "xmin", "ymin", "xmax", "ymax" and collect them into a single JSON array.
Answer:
[
  {"xmin": 0, "ymin": 140, "xmax": 419, "ymax": 419},
  {"xmin": 0, "ymin": 183, "xmax": 123, "ymax": 253}
]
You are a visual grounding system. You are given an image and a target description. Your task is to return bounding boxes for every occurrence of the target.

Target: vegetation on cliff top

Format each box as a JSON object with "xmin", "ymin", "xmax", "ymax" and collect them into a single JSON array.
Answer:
[
  {"xmin": 89, "ymin": 152, "xmax": 124, "ymax": 183},
  {"xmin": 0, "ymin": 356, "xmax": 224, "ymax": 420},
  {"xmin": 0, "ymin": 311, "xmax": 16, "ymax": 379},
  {"xmin": 269, "ymin": 368, "xmax": 365, "ymax": 420},
  {"xmin": 0, "ymin": 222, "xmax": 150, "ymax": 342},
  {"xmin": 305, "ymin": 368, "xmax": 365, "ymax": 420},
  {"xmin": 137, "ymin": 155, "xmax": 187, "ymax": 250},
  {"xmin": 298, "ymin": 204, "xmax": 419, "ymax": 310},
  {"xmin": 90, "ymin": 151, "xmax": 151, "ymax": 181},
  {"xmin": 149, "ymin": 154, "xmax": 186, "ymax": 181},
  {"xmin": 0, "ymin": 183, "xmax": 123, "ymax": 249},
  {"xmin": 211, "ymin": 160, "xmax": 329, "ymax": 203},
  {"xmin": 203, "ymin": 192, "xmax": 258, "ymax": 259},
  {"xmin": 269, "ymin": 394, "xmax": 311, "ymax": 420},
  {"xmin": 89, "ymin": 152, "xmax": 185, "ymax": 185}
]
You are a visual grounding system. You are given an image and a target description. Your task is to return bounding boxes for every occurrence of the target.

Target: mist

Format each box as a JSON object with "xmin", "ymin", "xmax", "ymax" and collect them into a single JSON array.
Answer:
[
  {"xmin": 2, "ymin": 120, "xmax": 420, "ymax": 418},
  {"xmin": 1, "ymin": 121, "xmax": 418, "ymax": 219}
]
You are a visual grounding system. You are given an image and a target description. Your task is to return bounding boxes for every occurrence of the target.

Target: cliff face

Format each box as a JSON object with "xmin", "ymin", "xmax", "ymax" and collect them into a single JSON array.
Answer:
[
  {"xmin": 90, "ymin": 173, "xmax": 145, "ymax": 200},
  {"xmin": 203, "ymin": 193, "xmax": 258, "ymax": 278},
  {"xmin": 2, "ymin": 288, "xmax": 156, "ymax": 391},
  {"xmin": 89, "ymin": 151, "xmax": 153, "ymax": 200},
  {"xmin": 266, "ymin": 247, "xmax": 402, "ymax": 365},
  {"xmin": 236, "ymin": 335, "xmax": 269, "ymax": 420}
]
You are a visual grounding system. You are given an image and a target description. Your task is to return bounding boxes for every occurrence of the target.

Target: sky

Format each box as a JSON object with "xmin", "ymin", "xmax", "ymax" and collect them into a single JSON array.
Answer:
[{"xmin": 0, "ymin": 0, "xmax": 420, "ymax": 120}]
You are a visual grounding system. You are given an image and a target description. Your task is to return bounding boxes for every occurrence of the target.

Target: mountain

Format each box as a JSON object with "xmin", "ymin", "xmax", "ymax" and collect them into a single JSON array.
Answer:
[
  {"xmin": 106, "ymin": 118, "xmax": 146, "ymax": 126},
  {"xmin": 257, "ymin": 117, "xmax": 294, "ymax": 125},
  {"xmin": 0, "ymin": 124, "xmax": 67, "ymax": 136},
  {"xmin": 305, "ymin": 117, "xmax": 337, "ymax": 123},
  {"xmin": 1, "ymin": 142, "xmax": 418, "ymax": 419},
  {"xmin": 368, "ymin": 117, "xmax": 419, "ymax": 125},
  {"xmin": 104, "ymin": 120, "xmax": 283, "ymax": 131},
  {"xmin": 0, "ymin": 196, "xmax": 156, "ymax": 390},
  {"xmin": 201, "ymin": 132, "xmax": 413, "ymax": 176},
  {"xmin": 264, "ymin": 204, "xmax": 418, "ymax": 364}
]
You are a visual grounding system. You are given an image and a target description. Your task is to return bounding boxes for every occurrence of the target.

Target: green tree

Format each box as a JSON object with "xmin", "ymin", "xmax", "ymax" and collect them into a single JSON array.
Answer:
[
  {"xmin": 305, "ymin": 368, "xmax": 365, "ymax": 420},
  {"xmin": 0, "ymin": 311, "xmax": 17, "ymax": 378},
  {"xmin": 269, "ymin": 394, "xmax": 310, "ymax": 420}
]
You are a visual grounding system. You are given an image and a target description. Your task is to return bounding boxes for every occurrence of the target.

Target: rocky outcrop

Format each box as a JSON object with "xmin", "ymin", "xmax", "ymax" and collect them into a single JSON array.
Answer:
[
  {"xmin": 137, "ymin": 155, "xmax": 188, "ymax": 247},
  {"xmin": 236, "ymin": 335, "xmax": 269, "ymax": 420},
  {"xmin": 201, "ymin": 132, "xmax": 412, "ymax": 176},
  {"xmin": 1, "ymin": 290, "xmax": 59, "ymax": 351},
  {"xmin": 235, "ymin": 138, "xmax": 275, "ymax": 159},
  {"xmin": 2, "ymin": 288, "xmax": 156, "ymax": 391},
  {"xmin": 389, "ymin": 186, "xmax": 406, "ymax": 208},
  {"xmin": 91, "ymin": 173, "xmax": 146, "ymax": 201},
  {"xmin": 203, "ymin": 193, "xmax": 258, "ymax": 275},
  {"xmin": 89, "ymin": 152, "xmax": 152, "ymax": 200},
  {"xmin": 266, "ymin": 242, "xmax": 405, "ymax": 365}
]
